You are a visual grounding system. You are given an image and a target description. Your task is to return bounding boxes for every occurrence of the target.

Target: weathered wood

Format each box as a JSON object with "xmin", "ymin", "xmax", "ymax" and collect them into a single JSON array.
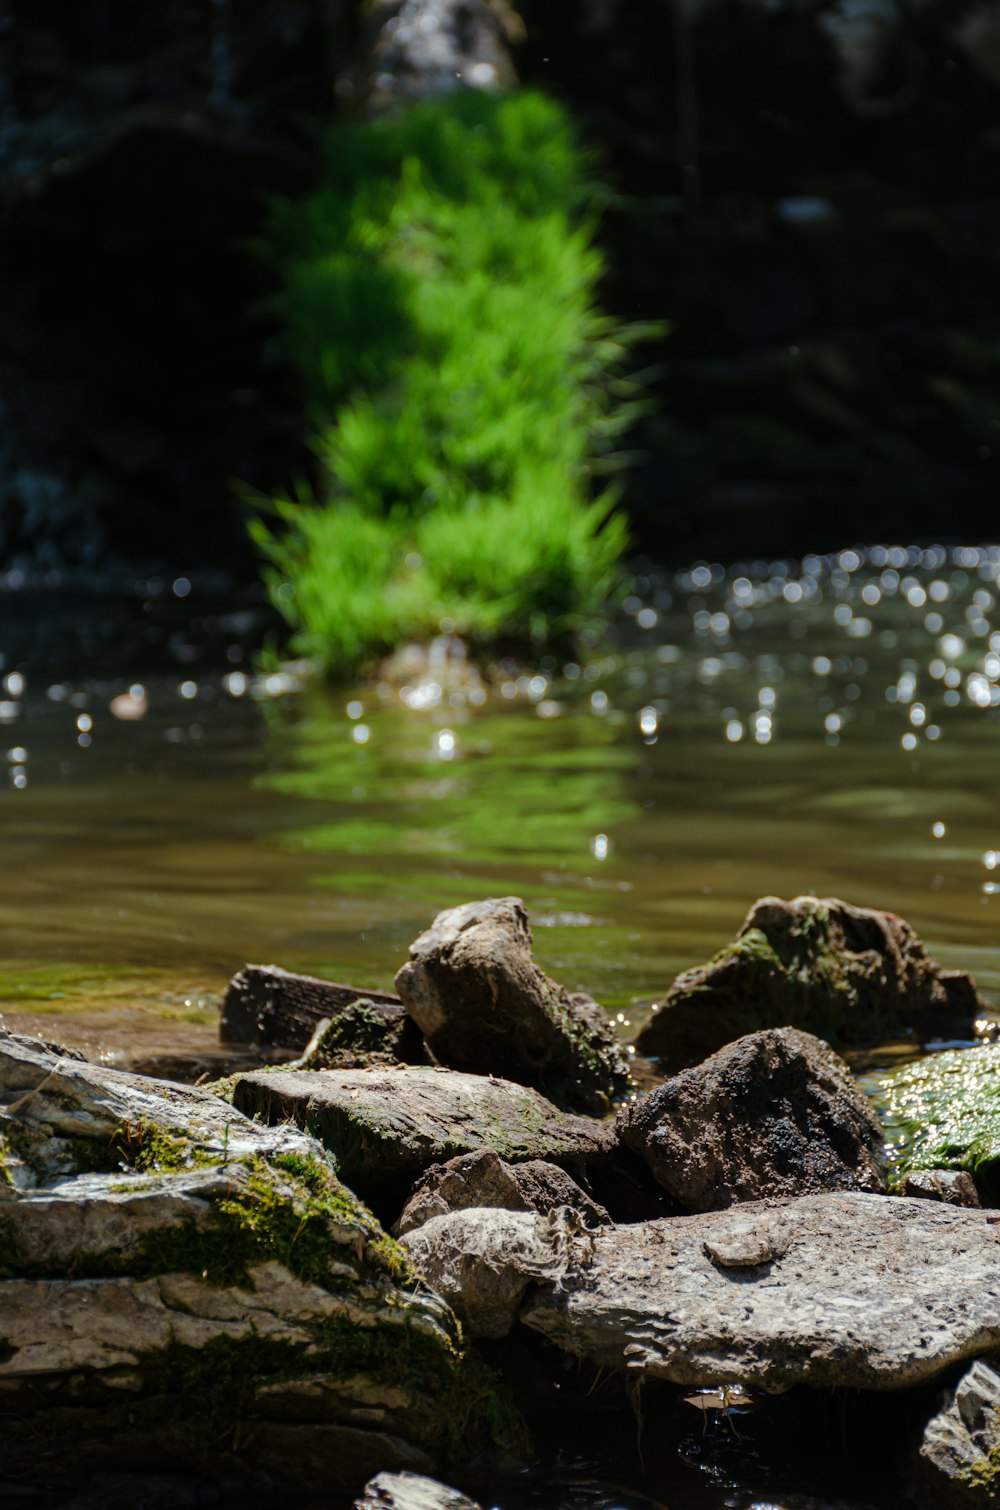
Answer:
[{"xmin": 220, "ymin": 963, "xmax": 405, "ymax": 1050}]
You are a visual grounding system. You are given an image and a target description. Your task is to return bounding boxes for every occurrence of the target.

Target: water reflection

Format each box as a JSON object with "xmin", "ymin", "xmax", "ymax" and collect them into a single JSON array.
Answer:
[{"xmin": 4, "ymin": 547, "xmax": 1000, "ymax": 1043}]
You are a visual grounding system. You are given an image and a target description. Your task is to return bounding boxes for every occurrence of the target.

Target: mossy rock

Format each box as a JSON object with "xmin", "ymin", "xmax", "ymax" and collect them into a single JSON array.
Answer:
[
  {"xmin": 634, "ymin": 895, "xmax": 984, "ymax": 1072},
  {"xmin": 874, "ymin": 1044, "xmax": 1000, "ymax": 1204},
  {"xmin": 0, "ymin": 1029, "xmax": 527, "ymax": 1492}
]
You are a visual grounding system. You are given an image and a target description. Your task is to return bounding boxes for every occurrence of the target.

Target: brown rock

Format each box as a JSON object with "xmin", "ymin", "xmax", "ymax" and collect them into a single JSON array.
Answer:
[
  {"xmin": 220, "ymin": 964, "xmax": 407, "ymax": 1054},
  {"xmin": 634, "ymin": 895, "xmax": 985, "ymax": 1071},
  {"xmin": 394, "ymin": 1148, "xmax": 610, "ymax": 1236},
  {"xmin": 619, "ymin": 1026, "xmax": 886, "ymax": 1211},
  {"xmin": 394, "ymin": 897, "xmax": 632, "ymax": 1115},
  {"xmin": 899, "ymin": 1169, "xmax": 982, "ymax": 1208}
]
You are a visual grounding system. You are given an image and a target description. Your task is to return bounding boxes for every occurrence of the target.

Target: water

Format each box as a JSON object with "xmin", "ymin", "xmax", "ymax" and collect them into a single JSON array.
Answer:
[
  {"xmin": 5, "ymin": 548, "xmax": 997, "ymax": 1507},
  {"xmin": 3, "ymin": 548, "xmax": 1000, "ymax": 1071}
]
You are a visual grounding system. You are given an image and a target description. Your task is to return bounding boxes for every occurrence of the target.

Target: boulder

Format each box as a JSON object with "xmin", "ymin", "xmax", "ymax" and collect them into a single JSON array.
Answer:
[
  {"xmin": 618, "ymin": 1027, "xmax": 885, "ymax": 1211},
  {"xmin": 634, "ymin": 895, "xmax": 984, "ymax": 1071},
  {"xmin": 915, "ymin": 1359, "xmax": 1000, "ymax": 1508},
  {"xmin": 229, "ymin": 1065, "xmax": 617, "ymax": 1213},
  {"xmin": 394, "ymin": 898, "xmax": 632, "ymax": 1115},
  {"xmin": 404, "ymin": 1193, "xmax": 1000, "ymax": 1392},
  {"xmin": 395, "ymin": 1148, "xmax": 610, "ymax": 1236},
  {"xmin": 0, "ymin": 1030, "xmax": 525, "ymax": 1492},
  {"xmin": 355, "ymin": 1471, "xmax": 484, "ymax": 1509},
  {"xmin": 876, "ymin": 1045, "xmax": 1000, "ymax": 1204},
  {"xmin": 899, "ymin": 1170, "xmax": 981, "ymax": 1208}
]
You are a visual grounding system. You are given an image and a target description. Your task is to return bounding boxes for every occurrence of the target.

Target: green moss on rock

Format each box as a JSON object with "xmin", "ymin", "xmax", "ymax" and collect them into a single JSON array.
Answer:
[{"xmin": 874, "ymin": 1045, "xmax": 1000, "ymax": 1202}]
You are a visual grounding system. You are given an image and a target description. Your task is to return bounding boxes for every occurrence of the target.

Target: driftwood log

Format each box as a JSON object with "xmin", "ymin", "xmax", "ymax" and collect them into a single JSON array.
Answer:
[{"xmin": 220, "ymin": 964, "xmax": 409, "ymax": 1052}]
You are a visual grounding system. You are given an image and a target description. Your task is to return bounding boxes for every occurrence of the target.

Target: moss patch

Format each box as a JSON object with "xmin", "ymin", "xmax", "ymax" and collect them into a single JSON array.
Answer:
[{"xmin": 874, "ymin": 1045, "xmax": 1000, "ymax": 1202}]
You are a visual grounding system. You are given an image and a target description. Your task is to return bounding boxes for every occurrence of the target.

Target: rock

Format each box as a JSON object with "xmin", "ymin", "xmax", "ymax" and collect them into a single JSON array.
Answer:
[
  {"xmin": 900, "ymin": 1170, "xmax": 982, "ymax": 1208},
  {"xmin": 0, "ymin": 1030, "xmax": 526, "ymax": 1491},
  {"xmin": 395, "ymin": 898, "xmax": 632, "ymax": 1115},
  {"xmin": 619, "ymin": 1027, "xmax": 886, "ymax": 1211},
  {"xmin": 876, "ymin": 1045, "xmax": 1000, "ymax": 1204},
  {"xmin": 401, "ymin": 1208, "xmax": 577, "ymax": 1339},
  {"xmin": 915, "ymin": 1359, "xmax": 1000, "ymax": 1507},
  {"xmin": 394, "ymin": 1149, "xmax": 610, "ymax": 1236},
  {"xmin": 634, "ymin": 895, "xmax": 984, "ymax": 1071},
  {"xmin": 352, "ymin": 0, "xmax": 521, "ymax": 114},
  {"xmin": 221, "ymin": 964, "xmax": 408, "ymax": 1054},
  {"xmin": 356, "ymin": 1470, "xmax": 485, "ymax": 1509},
  {"xmin": 291, "ymin": 1001, "xmax": 429, "ymax": 1071},
  {"xmin": 406, "ymin": 1193, "xmax": 1000, "ymax": 1390},
  {"xmin": 229, "ymin": 1065, "xmax": 617, "ymax": 1213}
]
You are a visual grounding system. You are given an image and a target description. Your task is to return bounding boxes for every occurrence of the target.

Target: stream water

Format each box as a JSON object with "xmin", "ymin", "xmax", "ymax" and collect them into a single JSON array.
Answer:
[{"xmin": 4, "ymin": 545, "xmax": 1000, "ymax": 1506}]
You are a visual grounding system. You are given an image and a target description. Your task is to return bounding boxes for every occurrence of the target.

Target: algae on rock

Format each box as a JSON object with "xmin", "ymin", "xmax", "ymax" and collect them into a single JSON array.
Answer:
[{"xmin": 875, "ymin": 1044, "xmax": 1000, "ymax": 1203}]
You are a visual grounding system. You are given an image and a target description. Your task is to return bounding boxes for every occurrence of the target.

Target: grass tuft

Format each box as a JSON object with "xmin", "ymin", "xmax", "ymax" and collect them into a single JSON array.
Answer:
[{"xmin": 252, "ymin": 89, "xmax": 655, "ymax": 676}]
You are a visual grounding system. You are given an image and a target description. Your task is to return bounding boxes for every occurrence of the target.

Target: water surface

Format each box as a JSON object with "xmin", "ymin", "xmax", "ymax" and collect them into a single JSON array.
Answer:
[{"xmin": 3, "ymin": 549, "xmax": 1000, "ymax": 1066}]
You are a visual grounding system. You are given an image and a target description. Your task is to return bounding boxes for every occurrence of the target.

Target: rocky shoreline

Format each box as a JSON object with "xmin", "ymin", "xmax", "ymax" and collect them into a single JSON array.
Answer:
[{"xmin": 3, "ymin": 893, "xmax": 1000, "ymax": 1507}]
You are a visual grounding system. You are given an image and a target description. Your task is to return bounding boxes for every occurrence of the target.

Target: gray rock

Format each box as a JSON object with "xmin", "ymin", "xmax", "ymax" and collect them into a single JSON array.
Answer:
[
  {"xmin": 291, "ymin": 1000, "xmax": 428, "ymax": 1071},
  {"xmin": 618, "ymin": 1027, "xmax": 886, "ymax": 1211},
  {"xmin": 0, "ymin": 1031, "xmax": 525, "ymax": 1488},
  {"xmin": 405, "ymin": 1194, "xmax": 1000, "ymax": 1391},
  {"xmin": 634, "ymin": 894, "xmax": 984, "ymax": 1071},
  {"xmin": 900, "ymin": 1169, "xmax": 982, "ymax": 1208},
  {"xmin": 354, "ymin": 0, "xmax": 520, "ymax": 114},
  {"xmin": 915, "ymin": 1359, "xmax": 1000, "ymax": 1507},
  {"xmin": 356, "ymin": 1470, "xmax": 484, "ymax": 1509},
  {"xmin": 394, "ymin": 897, "xmax": 632, "ymax": 1115},
  {"xmin": 401, "ymin": 1208, "xmax": 577, "ymax": 1339},
  {"xmin": 395, "ymin": 1149, "xmax": 610, "ymax": 1236},
  {"xmin": 230, "ymin": 1065, "xmax": 617, "ymax": 1209}
]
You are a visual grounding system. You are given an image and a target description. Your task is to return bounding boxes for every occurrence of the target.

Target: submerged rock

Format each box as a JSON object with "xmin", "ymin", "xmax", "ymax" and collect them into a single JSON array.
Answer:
[
  {"xmin": 395, "ymin": 1148, "xmax": 610, "ymax": 1236},
  {"xmin": 229, "ymin": 1065, "xmax": 617, "ymax": 1211},
  {"xmin": 395, "ymin": 897, "xmax": 632, "ymax": 1115},
  {"xmin": 915, "ymin": 1359, "xmax": 1000, "ymax": 1508},
  {"xmin": 619, "ymin": 1027, "xmax": 886, "ymax": 1211},
  {"xmin": 356, "ymin": 1471, "xmax": 485, "ymax": 1509},
  {"xmin": 634, "ymin": 895, "xmax": 984, "ymax": 1070},
  {"xmin": 405, "ymin": 1193, "xmax": 1000, "ymax": 1391},
  {"xmin": 0, "ymin": 1030, "xmax": 525, "ymax": 1492},
  {"xmin": 876, "ymin": 1045, "xmax": 1000, "ymax": 1204}
]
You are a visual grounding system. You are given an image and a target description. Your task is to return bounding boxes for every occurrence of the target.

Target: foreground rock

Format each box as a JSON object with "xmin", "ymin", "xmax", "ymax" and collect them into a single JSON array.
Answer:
[
  {"xmin": 221, "ymin": 964, "xmax": 408, "ymax": 1055},
  {"xmin": 635, "ymin": 895, "xmax": 984, "ymax": 1070},
  {"xmin": 395, "ymin": 1149, "xmax": 610, "ymax": 1236},
  {"xmin": 229, "ymin": 1065, "xmax": 617, "ymax": 1212},
  {"xmin": 395, "ymin": 898, "xmax": 632, "ymax": 1114},
  {"xmin": 405, "ymin": 1193, "xmax": 1000, "ymax": 1390},
  {"xmin": 0, "ymin": 1030, "xmax": 524, "ymax": 1491},
  {"xmin": 915, "ymin": 1360, "xmax": 1000, "ymax": 1508},
  {"xmin": 356, "ymin": 1472, "xmax": 484, "ymax": 1509},
  {"xmin": 877, "ymin": 1045, "xmax": 1000, "ymax": 1205},
  {"xmin": 619, "ymin": 1027, "xmax": 885, "ymax": 1211}
]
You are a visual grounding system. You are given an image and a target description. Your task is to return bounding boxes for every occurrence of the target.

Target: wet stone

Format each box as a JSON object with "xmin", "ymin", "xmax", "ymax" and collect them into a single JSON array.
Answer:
[
  {"xmin": 900, "ymin": 1169, "xmax": 981, "ymax": 1208},
  {"xmin": 355, "ymin": 1471, "xmax": 485, "ymax": 1510}
]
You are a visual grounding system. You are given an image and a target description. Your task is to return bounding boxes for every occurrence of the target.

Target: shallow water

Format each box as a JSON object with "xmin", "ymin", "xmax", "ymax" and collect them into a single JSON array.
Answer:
[{"xmin": 4, "ymin": 548, "xmax": 1000, "ymax": 1073}]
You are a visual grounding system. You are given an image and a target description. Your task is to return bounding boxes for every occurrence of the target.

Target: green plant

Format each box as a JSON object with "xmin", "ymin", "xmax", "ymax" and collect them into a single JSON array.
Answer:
[{"xmin": 252, "ymin": 89, "xmax": 653, "ymax": 676}]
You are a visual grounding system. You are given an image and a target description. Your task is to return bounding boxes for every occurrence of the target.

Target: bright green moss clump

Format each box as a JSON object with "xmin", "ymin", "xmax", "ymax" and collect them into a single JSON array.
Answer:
[
  {"xmin": 875, "ymin": 1045, "xmax": 1000, "ymax": 1201},
  {"xmin": 253, "ymin": 89, "xmax": 653, "ymax": 675}
]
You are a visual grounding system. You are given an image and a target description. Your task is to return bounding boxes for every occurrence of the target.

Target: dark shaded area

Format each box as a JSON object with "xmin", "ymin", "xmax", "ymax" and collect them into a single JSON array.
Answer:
[
  {"xmin": 517, "ymin": 0, "xmax": 1000, "ymax": 559},
  {"xmin": 2, "ymin": 0, "xmax": 999, "ymax": 571}
]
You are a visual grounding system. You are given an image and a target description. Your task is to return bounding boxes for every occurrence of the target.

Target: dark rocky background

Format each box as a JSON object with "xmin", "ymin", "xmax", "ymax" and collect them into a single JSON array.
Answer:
[{"xmin": 1, "ymin": 0, "xmax": 998, "ymax": 573}]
